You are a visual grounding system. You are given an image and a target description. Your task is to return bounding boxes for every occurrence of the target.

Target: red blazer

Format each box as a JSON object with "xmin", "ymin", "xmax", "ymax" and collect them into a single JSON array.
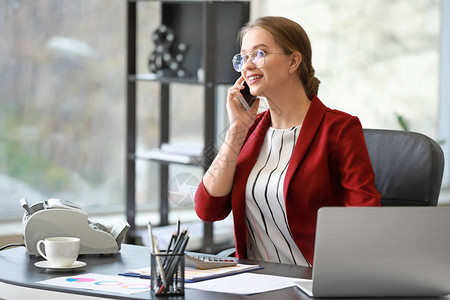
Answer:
[{"xmin": 195, "ymin": 96, "xmax": 381, "ymax": 265}]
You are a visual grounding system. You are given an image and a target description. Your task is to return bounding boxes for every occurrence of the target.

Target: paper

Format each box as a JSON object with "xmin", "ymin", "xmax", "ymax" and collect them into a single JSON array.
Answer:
[
  {"xmin": 37, "ymin": 273, "xmax": 150, "ymax": 295},
  {"xmin": 184, "ymin": 264, "xmax": 262, "ymax": 282},
  {"xmin": 124, "ymin": 263, "xmax": 262, "ymax": 282},
  {"xmin": 124, "ymin": 266, "xmax": 151, "ymax": 277},
  {"xmin": 185, "ymin": 272, "xmax": 312, "ymax": 295}
]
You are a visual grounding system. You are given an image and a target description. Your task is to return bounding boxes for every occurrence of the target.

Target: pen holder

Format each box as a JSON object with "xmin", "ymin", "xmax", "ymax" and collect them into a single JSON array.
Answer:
[{"xmin": 150, "ymin": 252, "xmax": 185, "ymax": 296}]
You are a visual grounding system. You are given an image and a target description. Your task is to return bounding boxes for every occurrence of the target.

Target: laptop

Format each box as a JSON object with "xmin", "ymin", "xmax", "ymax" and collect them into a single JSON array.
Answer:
[{"xmin": 295, "ymin": 207, "xmax": 450, "ymax": 297}]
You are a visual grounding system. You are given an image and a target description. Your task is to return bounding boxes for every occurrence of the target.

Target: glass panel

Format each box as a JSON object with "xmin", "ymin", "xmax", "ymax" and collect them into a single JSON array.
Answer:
[{"xmin": 0, "ymin": 0, "xmax": 126, "ymax": 219}]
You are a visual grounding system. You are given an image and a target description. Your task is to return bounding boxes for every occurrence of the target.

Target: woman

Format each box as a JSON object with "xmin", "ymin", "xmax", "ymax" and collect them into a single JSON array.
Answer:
[{"xmin": 195, "ymin": 16, "xmax": 381, "ymax": 266}]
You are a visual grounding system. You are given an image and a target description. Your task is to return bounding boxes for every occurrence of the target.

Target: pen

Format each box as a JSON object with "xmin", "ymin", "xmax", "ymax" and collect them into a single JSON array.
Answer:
[{"xmin": 118, "ymin": 273, "xmax": 151, "ymax": 279}]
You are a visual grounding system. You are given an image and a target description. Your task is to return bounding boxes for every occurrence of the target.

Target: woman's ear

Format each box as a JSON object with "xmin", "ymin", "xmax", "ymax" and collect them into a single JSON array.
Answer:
[{"xmin": 289, "ymin": 52, "xmax": 302, "ymax": 74}]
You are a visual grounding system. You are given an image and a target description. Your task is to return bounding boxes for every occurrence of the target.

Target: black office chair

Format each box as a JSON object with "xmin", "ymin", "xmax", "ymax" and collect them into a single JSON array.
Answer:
[
  {"xmin": 217, "ymin": 129, "xmax": 445, "ymax": 257},
  {"xmin": 363, "ymin": 129, "xmax": 444, "ymax": 206}
]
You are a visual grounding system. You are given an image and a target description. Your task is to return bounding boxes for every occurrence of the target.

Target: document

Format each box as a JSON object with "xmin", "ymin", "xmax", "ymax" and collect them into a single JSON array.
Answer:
[
  {"xmin": 37, "ymin": 273, "xmax": 150, "ymax": 295},
  {"xmin": 184, "ymin": 263, "xmax": 262, "ymax": 282},
  {"xmin": 123, "ymin": 263, "xmax": 262, "ymax": 282},
  {"xmin": 185, "ymin": 272, "xmax": 312, "ymax": 295}
]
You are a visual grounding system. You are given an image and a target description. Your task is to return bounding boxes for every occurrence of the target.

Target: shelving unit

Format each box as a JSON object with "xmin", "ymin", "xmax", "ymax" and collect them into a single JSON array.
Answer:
[{"xmin": 126, "ymin": 0, "xmax": 250, "ymax": 252}]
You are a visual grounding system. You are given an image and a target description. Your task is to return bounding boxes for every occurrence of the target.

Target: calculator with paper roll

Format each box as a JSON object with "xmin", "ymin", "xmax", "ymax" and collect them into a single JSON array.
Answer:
[{"xmin": 185, "ymin": 254, "xmax": 238, "ymax": 269}]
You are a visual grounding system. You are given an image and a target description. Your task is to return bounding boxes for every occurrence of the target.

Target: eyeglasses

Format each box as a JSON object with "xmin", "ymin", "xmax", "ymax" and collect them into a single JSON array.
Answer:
[{"xmin": 231, "ymin": 49, "xmax": 285, "ymax": 72}]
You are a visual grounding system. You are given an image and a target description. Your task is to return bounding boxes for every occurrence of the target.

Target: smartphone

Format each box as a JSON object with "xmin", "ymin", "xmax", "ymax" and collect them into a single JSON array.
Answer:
[{"xmin": 236, "ymin": 81, "xmax": 257, "ymax": 110}]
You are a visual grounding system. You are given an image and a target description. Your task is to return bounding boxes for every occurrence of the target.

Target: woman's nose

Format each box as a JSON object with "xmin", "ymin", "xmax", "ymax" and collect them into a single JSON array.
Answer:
[{"xmin": 242, "ymin": 56, "xmax": 255, "ymax": 71}]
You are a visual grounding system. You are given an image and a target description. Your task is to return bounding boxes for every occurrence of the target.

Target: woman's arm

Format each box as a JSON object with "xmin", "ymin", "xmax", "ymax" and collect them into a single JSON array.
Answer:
[
  {"xmin": 202, "ymin": 77, "xmax": 260, "ymax": 197},
  {"xmin": 195, "ymin": 77, "xmax": 260, "ymax": 222},
  {"xmin": 202, "ymin": 124, "xmax": 248, "ymax": 196}
]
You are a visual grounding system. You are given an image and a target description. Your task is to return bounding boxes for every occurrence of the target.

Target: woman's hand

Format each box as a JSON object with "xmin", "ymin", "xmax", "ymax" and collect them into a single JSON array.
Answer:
[{"xmin": 227, "ymin": 76, "xmax": 260, "ymax": 131}]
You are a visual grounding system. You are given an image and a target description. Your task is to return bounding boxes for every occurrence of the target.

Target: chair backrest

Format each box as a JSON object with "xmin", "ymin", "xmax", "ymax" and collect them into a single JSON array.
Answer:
[{"xmin": 363, "ymin": 129, "xmax": 444, "ymax": 206}]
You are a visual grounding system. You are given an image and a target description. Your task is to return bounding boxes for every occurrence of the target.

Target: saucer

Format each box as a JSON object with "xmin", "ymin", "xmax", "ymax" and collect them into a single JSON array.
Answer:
[{"xmin": 34, "ymin": 260, "xmax": 87, "ymax": 271}]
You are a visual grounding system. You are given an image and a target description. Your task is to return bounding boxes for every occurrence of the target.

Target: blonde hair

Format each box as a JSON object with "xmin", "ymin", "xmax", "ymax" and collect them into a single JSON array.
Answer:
[{"xmin": 238, "ymin": 16, "xmax": 320, "ymax": 96}]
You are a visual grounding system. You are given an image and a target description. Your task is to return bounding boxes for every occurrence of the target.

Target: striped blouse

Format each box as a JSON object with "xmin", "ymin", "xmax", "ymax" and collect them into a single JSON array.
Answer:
[{"xmin": 245, "ymin": 124, "xmax": 310, "ymax": 266}]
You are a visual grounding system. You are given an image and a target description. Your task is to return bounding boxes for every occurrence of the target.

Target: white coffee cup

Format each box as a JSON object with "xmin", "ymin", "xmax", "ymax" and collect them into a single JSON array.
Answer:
[{"xmin": 36, "ymin": 237, "xmax": 80, "ymax": 267}]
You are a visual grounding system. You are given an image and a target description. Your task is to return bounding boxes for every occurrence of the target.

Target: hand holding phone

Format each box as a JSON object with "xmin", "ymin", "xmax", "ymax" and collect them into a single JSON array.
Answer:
[{"xmin": 236, "ymin": 81, "xmax": 257, "ymax": 110}]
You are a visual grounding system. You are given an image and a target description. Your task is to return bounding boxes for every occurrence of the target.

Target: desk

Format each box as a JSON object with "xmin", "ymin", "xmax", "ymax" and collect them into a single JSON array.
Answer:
[{"xmin": 0, "ymin": 244, "xmax": 313, "ymax": 300}]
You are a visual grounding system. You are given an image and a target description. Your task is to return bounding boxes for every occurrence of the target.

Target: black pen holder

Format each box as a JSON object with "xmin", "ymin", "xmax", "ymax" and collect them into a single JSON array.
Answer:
[{"xmin": 151, "ymin": 252, "xmax": 185, "ymax": 296}]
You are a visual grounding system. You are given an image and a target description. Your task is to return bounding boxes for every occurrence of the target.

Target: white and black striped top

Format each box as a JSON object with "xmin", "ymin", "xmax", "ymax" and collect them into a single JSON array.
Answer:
[{"xmin": 245, "ymin": 125, "xmax": 310, "ymax": 266}]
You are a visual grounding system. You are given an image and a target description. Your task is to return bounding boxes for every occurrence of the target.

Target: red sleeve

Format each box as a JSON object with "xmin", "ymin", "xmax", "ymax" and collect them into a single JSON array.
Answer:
[
  {"xmin": 334, "ymin": 117, "xmax": 381, "ymax": 206},
  {"xmin": 194, "ymin": 180, "xmax": 232, "ymax": 222}
]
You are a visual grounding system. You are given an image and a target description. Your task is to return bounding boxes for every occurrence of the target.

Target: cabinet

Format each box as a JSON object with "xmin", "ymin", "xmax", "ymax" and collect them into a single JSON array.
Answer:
[{"xmin": 126, "ymin": 0, "xmax": 250, "ymax": 252}]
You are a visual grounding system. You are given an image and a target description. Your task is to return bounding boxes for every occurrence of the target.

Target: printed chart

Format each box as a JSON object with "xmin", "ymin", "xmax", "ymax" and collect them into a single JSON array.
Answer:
[{"xmin": 37, "ymin": 273, "xmax": 150, "ymax": 295}]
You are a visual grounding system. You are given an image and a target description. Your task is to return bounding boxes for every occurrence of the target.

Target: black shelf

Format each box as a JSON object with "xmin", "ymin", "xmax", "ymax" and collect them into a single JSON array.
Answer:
[
  {"xmin": 133, "ymin": 149, "xmax": 204, "ymax": 166},
  {"xmin": 126, "ymin": 0, "xmax": 249, "ymax": 253},
  {"xmin": 128, "ymin": 74, "xmax": 202, "ymax": 85},
  {"xmin": 129, "ymin": 73, "xmax": 238, "ymax": 85}
]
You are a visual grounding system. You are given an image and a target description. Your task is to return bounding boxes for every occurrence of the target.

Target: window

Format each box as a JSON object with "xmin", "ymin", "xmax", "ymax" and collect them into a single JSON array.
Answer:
[
  {"xmin": 0, "ymin": 1, "xmax": 206, "ymax": 222},
  {"xmin": 254, "ymin": 0, "xmax": 440, "ymax": 136},
  {"xmin": 0, "ymin": 1, "xmax": 127, "ymax": 219}
]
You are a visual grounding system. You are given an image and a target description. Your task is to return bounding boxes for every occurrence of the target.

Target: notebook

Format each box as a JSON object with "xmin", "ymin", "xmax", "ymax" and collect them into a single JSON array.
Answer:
[{"xmin": 295, "ymin": 207, "xmax": 450, "ymax": 297}]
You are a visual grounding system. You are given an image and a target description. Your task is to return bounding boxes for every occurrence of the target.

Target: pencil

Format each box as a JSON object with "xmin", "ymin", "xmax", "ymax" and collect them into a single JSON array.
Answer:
[
  {"xmin": 165, "ymin": 234, "xmax": 189, "ymax": 286},
  {"xmin": 179, "ymin": 232, "xmax": 190, "ymax": 253},
  {"xmin": 153, "ymin": 236, "xmax": 167, "ymax": 292},
  {"xmin": 163, "ymin": 230, "xmax": 178, "ymax": 269},
  {"xmin": 167, "ymin": 230, "xmax": 177, "ymax": 253},
  {"xmin": 173, "ymin": 228, "xmax": 187, "ymax": 253},
  {"xmin": 147, "ymin": 221, "xmax": 154, "ymax": 252},
  {"xmin": 163, "ymin": 228, "xmax": 185, "ymax": 273}
]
